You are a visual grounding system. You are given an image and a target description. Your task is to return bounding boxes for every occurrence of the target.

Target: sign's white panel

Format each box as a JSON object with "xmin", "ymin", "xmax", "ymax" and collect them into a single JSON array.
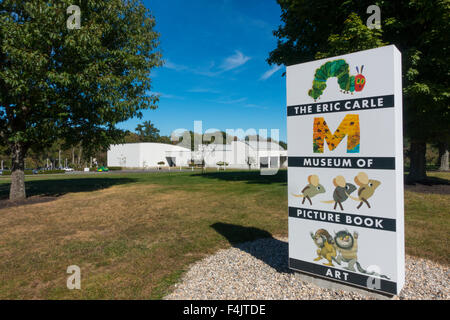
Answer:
[{"xmin": 287, "ymin": 45, "xmax": 404, "ymax": 295}]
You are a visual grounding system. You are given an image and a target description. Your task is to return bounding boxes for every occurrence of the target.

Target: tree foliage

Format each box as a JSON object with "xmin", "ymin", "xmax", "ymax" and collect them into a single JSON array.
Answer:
[
  {"xmin": 135, "ymin": 120, "xmax": 162, "ymax": 142},
  {"xmin": 269, "ymin": 0, "xmax": 449, "ymax": 181},
  {"xmin": 0, "ymin": 0, "xmax": 162, "ymax": 199},
  {"xmin": 315, "ymin": 13, "xmax": 386, "ymax": 59}
]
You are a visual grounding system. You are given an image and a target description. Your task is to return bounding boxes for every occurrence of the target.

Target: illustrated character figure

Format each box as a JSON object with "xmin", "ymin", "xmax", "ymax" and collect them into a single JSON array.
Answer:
[
  {"xmin": 333, "ymin": 230, "xmax": 390, "ymax": 279},
  {"xmin": 354, "ymin": 66, "xmax": 366, "ymax": 92},
  {"xmin": 308, "ymin": 60, "xmax": 366, "ymax": 101},
  {"xmin": 311, "ymin": 229, "xmax": 336, "ymax": 267},
  {"xmin": 321, "ymin": 175, "xmax": 356, "ymax": 210},
  {"xmin": 333, "ymin": 230, "xmax": 360, "ymax": 271},
  {"xmin": 291, "ymin": 174, "xmax": 325, "ymax": 205},
  {"xmin": 347, "ymin": 172, "xmax": 381, "ymax": 209}
]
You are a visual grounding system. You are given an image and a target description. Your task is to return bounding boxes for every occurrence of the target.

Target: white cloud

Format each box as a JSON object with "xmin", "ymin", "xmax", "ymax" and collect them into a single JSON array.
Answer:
[
  {"xmin": 151, "ymin": 91, "xmax": 184, "ymax": 100},
  {"xmin": 163, "ymin": 51, "xmax": 250, "ymax": 78},
  {"xmin": 244, "ymin": 103, "xmax": 268, "ymax": 110},
  {"xmin": 207, "ymin": 97, "xmax": 247, "ymax": 105},
  {"xmin": 164, "ymin": 59, "xmax": 188, "ymax": 71},
  {"xmin": 187, "ymin": 87, "xmax": 221, "ymax": 94},
  {"xmin": 220, "ymin": 50, "xmax": 251, "ymax": 71},
  {"xmin": 260, "ymin": 65, "xmax": 283, "ymax": 81}
]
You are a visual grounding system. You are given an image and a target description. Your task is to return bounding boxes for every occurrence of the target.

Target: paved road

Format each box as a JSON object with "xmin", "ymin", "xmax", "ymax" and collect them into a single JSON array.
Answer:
[{"xmin": 65, "ymin": 168, "xmax": 197, "ymax": 174}]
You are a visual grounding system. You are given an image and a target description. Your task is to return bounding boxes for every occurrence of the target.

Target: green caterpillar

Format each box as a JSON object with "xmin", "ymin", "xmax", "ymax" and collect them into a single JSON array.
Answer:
[{"xmin": 308, "ymin": 59, "xmax": 366, "ymax": 101}]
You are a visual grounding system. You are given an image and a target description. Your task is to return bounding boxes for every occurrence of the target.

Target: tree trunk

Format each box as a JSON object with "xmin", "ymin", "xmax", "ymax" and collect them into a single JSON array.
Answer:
[
  {"xmin": 438, "ymin": 142, "xmax": 449, "ymax": 171},
  {"xmin": 78, "ymin": 147, "xmax": 82, "ymax": 166},
  {"xmin": 407, "ymin": 140, "xmax": 427, "ymax": 183},
  {"xmin": 72, "ymin": 147, "xmax": 75, "ymax": 165},
  {"xmin": 9, "ymin": 143, "xmax": 27, "ymax": 201}
]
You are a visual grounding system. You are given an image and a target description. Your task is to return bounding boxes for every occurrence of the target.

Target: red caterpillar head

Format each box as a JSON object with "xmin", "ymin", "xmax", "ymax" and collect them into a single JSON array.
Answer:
[{"xmin": 354, "ymin": 65, "xmax": 366, "ymax": 92}]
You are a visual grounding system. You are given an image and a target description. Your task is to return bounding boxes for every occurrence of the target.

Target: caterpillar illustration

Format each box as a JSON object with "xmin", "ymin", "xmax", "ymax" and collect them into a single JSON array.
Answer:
[{"xmin": 308, "ymin": 59, "xmax": 366, "ymax": 101}]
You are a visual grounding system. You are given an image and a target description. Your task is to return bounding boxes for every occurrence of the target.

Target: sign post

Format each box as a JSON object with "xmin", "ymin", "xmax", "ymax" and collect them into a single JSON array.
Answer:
[{"xmin": 287, "ymin": 45, "xmax": 404, "ymax": 295}]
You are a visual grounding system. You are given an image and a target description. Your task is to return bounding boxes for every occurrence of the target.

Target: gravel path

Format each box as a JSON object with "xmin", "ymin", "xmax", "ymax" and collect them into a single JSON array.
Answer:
[{"xmin": 165, "ymin": 237, "xmax": 449, "ymax": 300}]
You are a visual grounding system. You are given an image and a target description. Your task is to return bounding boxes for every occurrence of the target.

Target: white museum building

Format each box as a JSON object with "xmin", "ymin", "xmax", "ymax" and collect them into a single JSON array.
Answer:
[{"xmin": 107, "ymin": 140, "xmax": 287, "ymax": 169}]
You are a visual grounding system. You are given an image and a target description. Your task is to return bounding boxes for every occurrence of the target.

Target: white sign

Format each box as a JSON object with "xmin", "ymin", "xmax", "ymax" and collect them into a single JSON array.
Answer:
[{"xmin": 287, "ymin": 45, "xmax": 404, "ymax": 295}]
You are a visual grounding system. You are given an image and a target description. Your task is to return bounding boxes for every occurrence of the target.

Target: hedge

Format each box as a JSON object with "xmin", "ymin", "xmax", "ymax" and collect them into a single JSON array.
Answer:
[{"xmin": 1, "ymin": 170, "xmax": 65, "ymax": 175}]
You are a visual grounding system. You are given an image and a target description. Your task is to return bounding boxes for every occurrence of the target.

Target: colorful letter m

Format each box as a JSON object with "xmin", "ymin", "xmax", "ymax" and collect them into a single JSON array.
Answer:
[{"xmin": 313, "ymin": 114, "xmax": 360, "ymax": 153}]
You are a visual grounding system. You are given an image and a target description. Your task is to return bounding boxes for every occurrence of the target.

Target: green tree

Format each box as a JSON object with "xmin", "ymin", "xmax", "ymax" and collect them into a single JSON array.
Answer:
[
  {"xmin": 132, "ymin": 120, "xmax": 173, "ymax": 143},
  {"xmin": 173, "ymin": 130, "xmax": 235, "ymax": 151},
  {"xmin": 278, "ymin": 140, "xmax": 287, "ymax": 150},
  {"xmin": 203, "ymin": 130, "xmax": 233, "ymax": 145},
  {"xmin": 268, "ymin": 0, "xmax": 449, "ymax": 182},
  {"xmin": 123, "ymin": 130, "xmax": 141, "ymax": 143},
  {"xmin": 314, "ymin": 13, "xmax": 386, "ymax": 59},
  {"xmin": 135, "ymin": 120, "xmax": 161, "ymax": 142},
  {"xmin": 0, "ymin": 0, "xmax": 162, "ymax": 200}
]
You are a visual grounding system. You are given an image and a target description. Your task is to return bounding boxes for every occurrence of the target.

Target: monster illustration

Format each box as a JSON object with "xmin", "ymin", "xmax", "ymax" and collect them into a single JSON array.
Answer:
[
  {"xmin": 292, "ymin": 175, "xmax": 326, "ymax": 205},
  {"xmin": 308, "ymin": 59, "xmax": 366, "ymax": 101},
  {"xmin": 333, "ymin": 230, "xmax": 390, "ymax": 279},
  {"xmin": 347, "ymin": 172, "xmax": 381, "ymax": 209},
  {"xmin": 311, "ymin": 229, "xmax": 336, "ymax": 267},
  {"xmin": 321, "ymin": 175, "xmax": 357, "ymax": 210}
]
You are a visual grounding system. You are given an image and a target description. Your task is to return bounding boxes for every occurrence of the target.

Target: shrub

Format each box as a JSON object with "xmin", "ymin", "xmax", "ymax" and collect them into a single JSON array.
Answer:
[
  {"xmin": 1, "ymin": 169, "xmax": 65, "ymax": 175},
  {"xmin": 41, "ymin": 170, "xmax": 65, "ymax": 174},
  {"xmin": 188, "ymin": 160, "xmax": 205, "ymax": 168}
]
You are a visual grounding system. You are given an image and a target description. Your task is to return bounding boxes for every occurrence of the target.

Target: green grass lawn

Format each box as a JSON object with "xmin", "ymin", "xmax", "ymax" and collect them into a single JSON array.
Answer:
[{"xmin": 0, "ymin": 170, "xmax": 448, "ymax": 299}]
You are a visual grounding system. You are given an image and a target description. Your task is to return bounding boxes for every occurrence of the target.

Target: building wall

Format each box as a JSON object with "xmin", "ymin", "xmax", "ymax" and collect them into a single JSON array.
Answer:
[
  {"xmin": 139, "ymin": 143, "xmax": 191, "ymax": 167},
  {"xmin": 164, "ymin": 150, "xmax": 192, "ymax": 167},
  {"xmin": 232, "ymin": 141, "xmax": 253, "ymax": 165},
  {"xmin": 195, "ymin": 145, "xmax": 230, "ymax": 166},
  {"xmin": 108, "ymin": 142, "xmax": 287, "ymax": 169},
  {"xmin": 107, "ymin": 143, "xmax": 191, "ymax": 168},
  {"xmin": 197, "ymin": 141, "xmax": 258, "ymax": 168},
  {"xmin": 107, "ymin": 144, "xmax": 141, "ymax": 168}
]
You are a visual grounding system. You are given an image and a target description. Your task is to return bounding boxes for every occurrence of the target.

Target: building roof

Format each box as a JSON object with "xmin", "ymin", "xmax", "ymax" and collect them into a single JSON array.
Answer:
[
  {"xmin": 199, "ymin": 144, "xmax": 232, "ymax": 151},
  {"xmin": 111, "ymin": 142, "xmax": 191, "ymax": 152}
]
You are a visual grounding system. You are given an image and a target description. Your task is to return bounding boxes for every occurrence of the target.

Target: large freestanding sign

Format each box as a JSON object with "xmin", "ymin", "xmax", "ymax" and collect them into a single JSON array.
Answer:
[{"xmin": 287, "ymin": 45, "xmax": 404, "ymax": 295}]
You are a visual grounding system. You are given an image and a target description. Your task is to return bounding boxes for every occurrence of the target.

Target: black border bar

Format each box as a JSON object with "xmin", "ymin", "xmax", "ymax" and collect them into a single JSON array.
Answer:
[
  {"xmin": 288, "ymin": 156, "xmax": 395, "ymax": 170},
  {"xmin": 288, "ymin": 206, "xmax": 396, "ymax": 232},
  {"xmin": 289, "ymin": 258, "xmax": 397, "ymax": 295},
  {"xmin": 287, "ymin": 94, "xmax": 395, "ymax": 116}
]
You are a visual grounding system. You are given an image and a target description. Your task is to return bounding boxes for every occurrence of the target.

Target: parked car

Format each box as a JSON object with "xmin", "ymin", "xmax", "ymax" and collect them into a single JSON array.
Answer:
[{"xmin": 63, "ymin": 167, "xmax": 74, "ymax": 172}]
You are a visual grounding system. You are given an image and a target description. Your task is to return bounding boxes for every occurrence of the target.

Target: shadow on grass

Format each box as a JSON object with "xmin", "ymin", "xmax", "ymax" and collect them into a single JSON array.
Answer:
[
  {"xmin": 193, "ymin": 170, "xmax": 287, "ymax": 185},
  {"xmin": 403, "ymin": 173, "xmax": 450, "ymax": 195},
  {"xmin": 210, "ymin": 222, "xmax": 291, "ymax": 273},
  {"xmin": 404, "ymin": 175, "xmax": 450, "ymax": 186},
  {"xmin": 0, "ymin": 177, "xmax": 137, "ymax": 203}
]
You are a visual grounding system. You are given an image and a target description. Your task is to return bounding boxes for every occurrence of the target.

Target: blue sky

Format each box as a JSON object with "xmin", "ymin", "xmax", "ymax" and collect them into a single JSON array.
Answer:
[{"xmin": 119, "ymin": 0, "xmax": 286, "ymax": 142}]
